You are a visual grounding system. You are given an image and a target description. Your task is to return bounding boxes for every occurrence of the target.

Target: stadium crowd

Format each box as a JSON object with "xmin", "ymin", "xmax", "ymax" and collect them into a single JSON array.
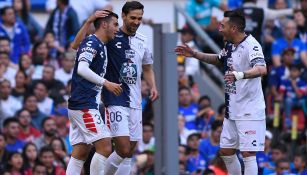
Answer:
[{"xmin": 0, "ymin": 0, "xmax": 306, "ymax": 175}]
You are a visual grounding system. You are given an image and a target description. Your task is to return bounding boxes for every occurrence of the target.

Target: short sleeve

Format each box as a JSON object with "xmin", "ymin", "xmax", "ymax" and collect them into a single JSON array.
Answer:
[
  {"xmin": 77, "ymin": 39, "xmax": 99, "ymax": 64},
  {"xmin": 248, "ymin": 42, "xmax": 266, "ymax": 67},
  {"xmin": 142, "ymin": 40, "xmax": 153, "ymax": 65},
  {"xmin": 271, "ymin": 40, "xmax": 281, "ymax": 56}
]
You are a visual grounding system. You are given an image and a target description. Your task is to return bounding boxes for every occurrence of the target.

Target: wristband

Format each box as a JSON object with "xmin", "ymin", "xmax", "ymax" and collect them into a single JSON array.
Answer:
[{"xmin": 232, "ymin": 71, "xmax": 244, "ymax": 81}]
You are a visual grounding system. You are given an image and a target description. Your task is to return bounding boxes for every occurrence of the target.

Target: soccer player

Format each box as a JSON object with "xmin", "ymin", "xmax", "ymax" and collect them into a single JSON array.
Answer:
[
  {"xmin": 66, "ymin": 11, "xmax": 122, "ymax": 175},
  {"xmin": 175, "ymin": 9, "xmax": 267, "ymax": 175},
  {"xmin": 72, "ymin": 2, "xmax": 158, "ymax": 175}
]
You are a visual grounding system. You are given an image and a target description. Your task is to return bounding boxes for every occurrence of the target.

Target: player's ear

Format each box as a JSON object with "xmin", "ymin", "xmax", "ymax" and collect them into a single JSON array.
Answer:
[{"xmin": 121, "ymin": 12, "xmax": 126, "ymax": 20}]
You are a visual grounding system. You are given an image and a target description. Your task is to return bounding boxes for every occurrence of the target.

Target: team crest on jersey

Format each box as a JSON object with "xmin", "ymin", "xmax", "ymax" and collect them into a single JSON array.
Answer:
[{"xmin": 120, "ymin": 61, "xmax": 137, "ymax": 84}]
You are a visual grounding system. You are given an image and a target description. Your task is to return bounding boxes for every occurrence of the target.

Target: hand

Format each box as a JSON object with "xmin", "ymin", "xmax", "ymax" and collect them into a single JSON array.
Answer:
[
  {"xmin": 174, "ymin": 44, "xmax": 194, "ymax": 57},
  {"xmin": 104, "ymin": 80, "xmax": 123, "ymax": 96},
  {"xmin": 149, "ymin": 87, "xmax": 158, "ymax": 101},
  {"xmin": 87, "ymin": 10, "xmax": 109, "ymax": 23},
  {"xmin": 224, "ymin": 71, "xmax": 236, "ymax": 83}
]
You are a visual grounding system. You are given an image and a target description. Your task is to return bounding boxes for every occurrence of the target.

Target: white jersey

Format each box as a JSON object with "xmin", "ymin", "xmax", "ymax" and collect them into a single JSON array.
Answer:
[
  {"xmin": 103, "ymin": 30, "xmax": 153, "ymax": 110},
  {"xmin": 219, "ymin": 35, "xmax": 266, "ymax": 120}
]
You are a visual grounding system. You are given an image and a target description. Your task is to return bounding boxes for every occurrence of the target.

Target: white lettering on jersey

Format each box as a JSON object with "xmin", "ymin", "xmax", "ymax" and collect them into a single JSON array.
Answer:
[{"xmin": 116, "ymin": 42, "xmax": 122, "ymax": 48}]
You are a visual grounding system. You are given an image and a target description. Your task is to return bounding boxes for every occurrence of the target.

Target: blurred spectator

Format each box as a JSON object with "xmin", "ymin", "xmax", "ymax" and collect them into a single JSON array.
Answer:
[
  {"xmin": 55, "ymin": 51, "xmax": 74, "ymax": 86},
  {"xmin": 16, "ymin": 109, "xmax": 41, "ymax": 142},
  {"xmin": 34, "ymin": 65, "xmax": 65, "ymax": 100},
  {"xmin": 44, "ymin": 31, "xmax": 65, "ymax": 59},
  {"xmin": 179, "ymin": 145, "xmax": 188, "ymax": 163},
  {"xmin": 268, "ymin": 158, "xmax": 296, "ymax": 175},
  {"xmin": 277, "ymin": 64, "xmax": 307, "ymax": 128},
  {"xmin": 272, "ymin": 19, "xmax": 307, "ymax": 67},
  {"xmin": 178, "ymin": 114, "xmax": 194, "ymax": 145},
  {"xmin": 0, "ymin": 133, "xmax": 9, "ymax": 171},
  {"xmin": 0, "ymin": 36, "xmax": 11, "ymax": 54},
  {"xmin": 5, "ymin": 151, "xmax": 24, "ymax": 175},
  {"xmin": 2, "ymin": 117, "xmax": 25, "ymax": 152},
  {"xmin": 179, "ymin": 86, "xmax": 198, "ymax": 130},
  {"xmin": 13, "ymin": 0, "xmax": 43, "ymax": 43},
  {"xmin": 263, "ymin": 142, "xmax": 288, "ymax": 175},
  {"xmin": 11, "ymin": 70, "xmax": 28, "ymax": 102},
  {"xmin": 269, "ymin": 48, "xmax": 295, "ymax": 101},
  {"xmin": 0, "ymin": 6, "xmax": 30, "ymax": 64},
  {"xmin": 138, "ymin": 122, "xmax": 155, "ymax": 153},
  {"xmin": 141, "ymin": 79, "xmax": 154, "ymax": 123},
  {"xmin": 257, "ymin": 130, "xmax": 273, "ymax": 174},
  {"xmin": 0, "ymin": 79, "xmax": 22, "ymax": 126},
  {"xmin": 215, "ymin": 103, "xmax": 225, "ymax": 121},
  {"xmin": 34, "ymin": 117, "xmax": 57, "ymax": 150},
  {"xmin": 38, "ymin": 146, "xmax": 65, "ymax": 175},
  {"xmin": 138, "ymin": 150, "xmax": 154, "ymax": 175},
  {"xmin": 294, "ymin": 10, "xmax": 307, "ymax": 45},
  {"xmin": 293, "ymin": 153, "xmax": 307, "ymax": 174},
  {"xmin": 240, "ymin": 0, "xmax": 293, "ymax": 44},
  {"xmin": 45, "ymin": 0, "xmax": 79, "ymax": 48},
  {"xmin": 0, "ymin": 52, "xmax": 17, "ymax": 86},
  {"xmin": 195, "ymin": 95, "xmax": 215, "ymax": 135},
  {"xmin": 177, "ymin": 25, "xmax": 200, "ymax": 76},
  {"xmin": 23, "ymin": 94, "xmax": 47, "ymax": 130},
  {"xmin": 49, "ymin": 137, "xmax": 68, "ymax": 168},
  {"xmin": 32, "ymin": 162, "xmax": 47, "ymax": 175},
  {"xmin": 18, "ymin": 54, "xmax": 34, "ymax": 78},
  {"xmin": 31, "ymin": 41, "xmax": 50, "ymax": 80},
  {"xmin": 33, "ymin": 81, "xmax": 55, "ymax": 116},
  {"xmin": 21, "ymin": 142, "xmax": 38, "ymax": 171},
  {"xmin": 185, "ymin": 0, "xmax": 227, "ymax": 29},
  {"xmin": 186, "ymin": 132, "xmax": 206, "ymax": 174},
  {"xmin": 208, "ymin": 155, "xmax": 228, "ymax": 175},
  {"xmin": 199, "ymin": 120, "xmax": 222, "ymax": 163}
]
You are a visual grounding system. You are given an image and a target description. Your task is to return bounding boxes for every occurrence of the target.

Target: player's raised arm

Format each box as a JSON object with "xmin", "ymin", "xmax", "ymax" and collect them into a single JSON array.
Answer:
[
  {"xmin": 174, "ymin": 44, "xmax": 221, "ymax": 66},
  {"xmin": 71, "ymin": 10, "xmax": 109, "ymax": 50}
]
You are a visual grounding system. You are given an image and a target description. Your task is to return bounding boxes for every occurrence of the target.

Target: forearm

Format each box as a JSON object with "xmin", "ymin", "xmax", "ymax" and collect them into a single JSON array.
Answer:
[
  {"xmin": 77, "ymin": 61, "xmax": 105, "ymax": 86},
  {"xmin": 142, "ymin": 65, "xmax": 157, "ymax": 89},
  {"xmin": 71, "ymin": 22, "xmax": 91, "ymax": 50},
  {"xmin": 243, "ymin": 66, "xmax": 267, "ymax": 79},
  {"xmin": 193, "ymin": 51, "xmax": 221, "ymax": 66}
]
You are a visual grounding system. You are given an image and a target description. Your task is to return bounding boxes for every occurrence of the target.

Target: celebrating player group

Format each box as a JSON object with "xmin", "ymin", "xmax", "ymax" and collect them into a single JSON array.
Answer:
[{"xmin": 66, "ymin": 1, "xmax": 158, "ymax": 175}]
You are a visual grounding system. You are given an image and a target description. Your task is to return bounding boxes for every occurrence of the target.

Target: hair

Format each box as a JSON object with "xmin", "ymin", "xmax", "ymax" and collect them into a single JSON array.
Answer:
[
  {"xmin": 3, "ymin": 117, "xmax": 19, "ymax": 128},
  {"xmin": 23, "ymin": 93, "xmax": 36, "ymax": 104},
  {"xmin": 0, "ymin": 36, "xmax": 10, "ymax": 42},
  {"xmin": 13, "ymin": 0, "xmax": 29, "ymax": 24},
  {"xmin": 276, "ymin": 158, "xmax": 290, "ymax": 168},
  {"xmin": 39, "ymin": 146, "xmax": 54, "ymax": 157},
  {"xmin": 50, "ymin": 137, "xmax": 67, "ymax": 153},
  {"xmin": 224, "ymin": 9, "xmax": 246, "ymax": 32},
  {"xmin": 143, "ymin": 122, "xmax": 154, "ymax": 130},
  {"xmin": 93, "ymin": 10, "xmax": 118, "ymax": 30},
  {"xmin": 15, "ymin": 69, "xmax": 28, "ymax": 82},
  {"xmin": 32, "ymin": 40, "xmax": 47, "ymax": 65},
  {"xmin": 22, "ymin": 142, "xmax": 38, "ymax": 168},
  {"xmin": 0, "ymin": 6, "xmax": 14, "ymax": 16},
  {"xmin": 59, "ymin": 0, "xmax": 69, "ymax": 6},
  {"xmin": 198, "ymin": 95, "xmax": 211, "ymax": 105},
  {"xmin": 41, "ymin": 117, "xmax": 53, "ymax": 129},
  {"xmin": 32, "ymin": 162, "xmax": 47, "ymax": 173},
  {"xmin": 272, "ymin": 142, "xmax": 288, "ymax": 153},
  {"xmin": 122, "ymin": 1, "xmax": 144, "ymax": 15},
  {"xmin": 178, "ymin": 86, "xmax": 191, "ymax": 93},
  {"xmin": 211, "ymin": 120, "xmax": 223, "ymax": 131},
  {"xmin": 6, "ymin": 151, "xmax": 23, "ymax": 171},
  {"xmin": 15, "ymin": 108, "xmax": 30, "ymax": 118}
]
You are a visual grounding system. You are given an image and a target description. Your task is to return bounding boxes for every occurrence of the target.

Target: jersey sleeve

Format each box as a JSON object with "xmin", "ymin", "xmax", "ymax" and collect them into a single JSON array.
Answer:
[
  {"xmin": 248, "ymin": 42, "xmax": 266, "ymax": 67},
  {"xmin": 142, "ymin": 39, "xmax": 154, "ymax": 65},
  {"xmin": 77, "ymin": 38, "xmax": 99, "ymax": 64}
]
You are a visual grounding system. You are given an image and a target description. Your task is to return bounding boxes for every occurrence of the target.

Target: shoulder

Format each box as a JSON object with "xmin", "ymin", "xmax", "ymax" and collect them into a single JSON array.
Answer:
[
  {"xmin": 134, "ymin": 32, "xmax": 148, "ymax": 43},
  {"xmin": 245, "ymin": 35, "xmax": 261, "ymax": 48}
]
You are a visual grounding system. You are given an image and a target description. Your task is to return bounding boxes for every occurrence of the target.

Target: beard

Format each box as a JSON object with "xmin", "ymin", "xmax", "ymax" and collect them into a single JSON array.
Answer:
[{"xmin": 45, "ymin": 129, "xmax": 56, "ymax": 137}]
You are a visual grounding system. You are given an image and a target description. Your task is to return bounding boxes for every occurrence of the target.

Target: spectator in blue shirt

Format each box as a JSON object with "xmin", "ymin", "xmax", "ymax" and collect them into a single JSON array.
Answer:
[
  {"xmin": 179, "ymin": 86, "xmax": 198, "ymax": 130},
  {"xmin": 257, "ymin": 130, "xmax": 273, "ymax": 175},
  {"xmin": 199, "ymin": 120, "xmax": 222, "ymax": 163},
  {"xmin": 268, "ymin": 158, "xmax": 297, "ymax": 175},
  {"xmin": 45, "ymin": 0, "xmax": 79, "ymax": 48},
  {"xmin": 195, "ymin": 95, "xmax": 215, "ymax": 135},
  {"xmin": 186, "ymin": 132, "xmax": 207, "ymax": 174},
  {"xmin": 263, "ymin": 143, "xmax": 289, "ymax": 175},
  {"xmin": 271, "ymin": 19, "xmax": 307, "ymax": 67},
  {"xmin": 0, "ymin": 6, "xmax": 30, "ymax": 64},
  {"xmin": 294, "ymin": 153, "xmax": 307, "ymax": 175},
  {"xmin": 277, "ymin": 64, "xmax": 307, "ymax": 127},
  {"xmin": 3, "ymin": 117, "xmax": 25, "ymax": 152}
]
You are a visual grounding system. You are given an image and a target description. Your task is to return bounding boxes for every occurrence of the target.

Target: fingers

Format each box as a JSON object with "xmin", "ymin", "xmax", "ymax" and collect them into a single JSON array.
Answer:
[
  {"xmin": 149, "ymin": 90, "xmax": 159, "ymax": 101},
  {"xmin": 95, "ymin": 10, "xmax": 109, "ymax": 18},
  {"xmin": 113, "ymin": 84, "xmax": 123, "ymax": 96}
]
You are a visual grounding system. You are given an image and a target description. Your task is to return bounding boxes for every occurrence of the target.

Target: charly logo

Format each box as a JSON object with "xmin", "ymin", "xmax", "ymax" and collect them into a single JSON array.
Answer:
[{"xmin": 120, "ymin": 61, "xmax": 137, "ymax": 84}]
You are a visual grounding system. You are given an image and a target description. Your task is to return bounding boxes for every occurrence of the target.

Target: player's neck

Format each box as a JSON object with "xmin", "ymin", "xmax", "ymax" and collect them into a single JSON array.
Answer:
[
  {"xmin": 233, "ymin": 32, "xmax": 247, "ymax": 46},
  {"xmin": 95, "ymin": 31, "xmax": 108, "ymax": 43}
]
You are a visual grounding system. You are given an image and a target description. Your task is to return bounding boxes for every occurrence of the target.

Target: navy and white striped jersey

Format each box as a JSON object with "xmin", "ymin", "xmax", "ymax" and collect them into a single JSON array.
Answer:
[
  {"xmin": 103, "ymin": 29, "xmax": 153, "ymax": 109},
  {"xmin": 218, "ymin": 35, "xmax": 266, "ymax": 120},
  {"xmin": 68, "ymin": 34, "xmax": 108, "ymax": 110}
]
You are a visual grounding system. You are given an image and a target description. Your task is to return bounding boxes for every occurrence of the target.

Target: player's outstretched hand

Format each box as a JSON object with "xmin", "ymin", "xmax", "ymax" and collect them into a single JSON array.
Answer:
[
  {"xmin": 174, "ymin": 44, "xmax": 194, "ymax": 57},
  {"xmin": 87, "ymin": 10, "xmax": 109, "ymax": 23},
  {"xmin": 149, "ymin": 87, "xmax": 158, "ymax": 101},
  {"xmin": 104, "ymin": 80, "xmax": 123, "ymax": 96}
]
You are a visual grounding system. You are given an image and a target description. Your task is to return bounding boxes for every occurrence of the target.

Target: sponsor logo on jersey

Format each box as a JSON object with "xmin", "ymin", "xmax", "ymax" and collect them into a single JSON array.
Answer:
[
  {"xmin": 245, "ymin": 130, "xmax": 256, "ymax": 135},
  {"xmin": 116, "ymin": 42, "xmax": 122, "ymax": 48},
  {"xmin": 81, "ymin": 47, "xmax": 97, "ymax": 54},
  {"xmin": 120, "ymin": 62, "xmax": 137, "ymax": 85}
]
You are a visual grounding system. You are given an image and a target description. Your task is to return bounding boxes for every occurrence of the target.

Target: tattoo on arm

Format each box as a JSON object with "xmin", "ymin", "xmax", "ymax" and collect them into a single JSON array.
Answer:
[
  {"xmin": 194, "ymin": 51, "xmax": 221, "ymax": 66},
  {"xmin": 243, "ymin": 66, "xmax": 267, "ymax": 79}
]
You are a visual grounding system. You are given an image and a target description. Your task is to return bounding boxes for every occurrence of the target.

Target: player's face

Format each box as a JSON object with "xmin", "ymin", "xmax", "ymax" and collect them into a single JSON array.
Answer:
[
  {"xmin": 122, "ymin": 9, "xmax": 143, "ymax": 34},
  {"xmin": 106, "ymin": 16, "xmax": 119, "ymax": 40},
  {"xmin": 219, "ymin": 17, "xmax": 235, "ymax": 42}
]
